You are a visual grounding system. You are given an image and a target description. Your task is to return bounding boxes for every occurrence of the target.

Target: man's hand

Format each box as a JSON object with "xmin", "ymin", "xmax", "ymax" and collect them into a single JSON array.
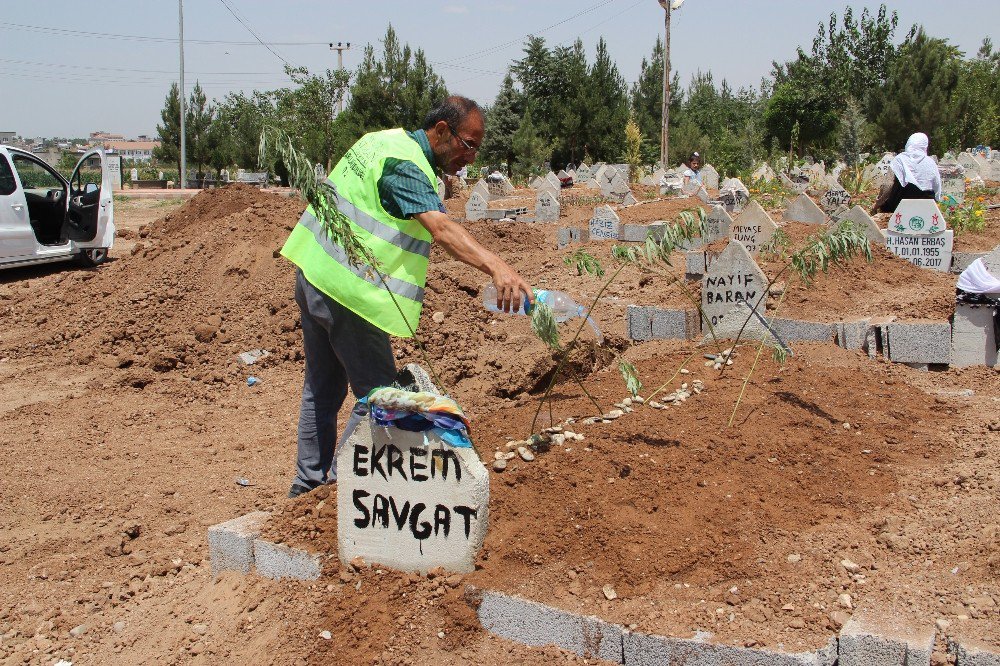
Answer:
[{"xmin": 491, "ymin": 260, "xmax": 533, "ymax": 314}]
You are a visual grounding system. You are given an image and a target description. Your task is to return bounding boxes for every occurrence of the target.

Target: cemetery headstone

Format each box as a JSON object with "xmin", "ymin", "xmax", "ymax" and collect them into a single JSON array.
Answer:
[
  {"xmin": 729, "ymin": 200, "xmax": 777, "ymax": 255},
  {"xmin": 107, "ymin": 155, "xmax": 122, "ymax": 191},
  {"xmin": 820, "ymin": 185, "xmax": 851, "ymax": 212},
  {"xmin": 695, "ymin": 187, "xmax": 710, "ymax": 203},
  {"xmin": 315, "ymin": 163, "xmax": 325, "ymax": 181},
  {"xmin": 784, "ymin": 193, "xmax": 827, "ymax": 224},
  {"xmin": 588, "ymin": 205, "xmax": 621, "ymax": 241},
  {"xmin": 499, "ymin": 174, "xmax": 515, "ymax": 195},
  {"xmin": 751, "ymin": 163, "xmax": 776, "ymax": 182},
  {"xmin": 584, "ymin": 178, "xmax": 601, "ymax": 190},
  {"xmin": 337, "ymin": 414, "xmax": 488, "ymax": 574},
  {"xmin": 465, "ymin": 192, "xmax": 488, "ymax": 221},
  {"xmin": 701, "ymin": 164, "xmax": 720, "ymax": 190},
  {"xmin": 545, "ymin": 172, "xmax": 562, "ymax": 191},
  {"xmin": 885, "ymin": 199, "xmax": 953, "ymax": 272},
  {"xmin": 958, "ymin": 152, "xmax": 979, "ymax": 175},
  {"xmin": 702, "ymin": 241, "xmax": 768, "ymax": 328},
  {"xmin": 601, "ymin": 174, "xmax": 631, "ymax": 201},
  {"xmin": 158, "ymin": 171, "xmax": 165, "ymax": 180},
  {"xmin": 780, "ymin": 172, "xmax": 809, "ymax": 195},
  {"xmin": 480, "ymin": 166, "xmax": 489, "ymax": 178},
  {"xmin": 621, "ymin": 191, "xmax": 638, "ymax": 206},
  {"xmin": 220, "ymin": 168, "xmax": 230, "ymax": 183},
  {"xmin": 557, "ymin": 169, "xmax": 569, "ymax": 180},
  {"xmin": 130, "ymin": 167, "xmax": 139, "ymax": 182},
  {"xmin": 535, "ymin": 189, "xmax": 560, "ymax": 222},
  {"xmin": 718, "ymin": 177, "xmax": 750, "ymax": 213},
  {"xmin": 841, "ymin": 205, "xmax": 886, "ymax": 245},
  {"xmin": 704, "ymin": 205, "xmax": 734, "ymax": 244},
  {"xmin": 939, "ymin": 161, "xmax": 966, "ymax": 206},
  {"xmin": 471, "ymin": 180, "xmax": 491, "ymax": 202},
  {"xmin": 575, "ymin": 163, "xmax": 592, "ymax": 182}
]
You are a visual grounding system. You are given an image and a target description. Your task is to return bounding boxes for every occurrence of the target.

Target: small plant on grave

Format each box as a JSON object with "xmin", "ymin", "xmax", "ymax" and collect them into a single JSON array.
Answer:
[
  {"xmin": 526, "ymin": 208, "xmax": 711, "ymax": 436},
  {"xmin": 945, "ymin": 198, "xmax": 988, "ymax": 234},
  {"xmin": 747, "ymin": 177, "xmax": 792, "ymax": 210}
]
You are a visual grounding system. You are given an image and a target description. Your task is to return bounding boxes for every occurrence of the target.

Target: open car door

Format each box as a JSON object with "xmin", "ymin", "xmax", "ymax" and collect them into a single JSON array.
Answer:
[{"xmin": 65, "ymin": 149, "xmax": 114, "ymax": 249}]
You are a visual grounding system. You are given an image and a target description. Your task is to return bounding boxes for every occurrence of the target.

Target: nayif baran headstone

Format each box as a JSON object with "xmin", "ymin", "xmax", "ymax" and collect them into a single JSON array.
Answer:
[{"xmin": 702, "ymin": 241, "xmax": 768, "ymax": 329}]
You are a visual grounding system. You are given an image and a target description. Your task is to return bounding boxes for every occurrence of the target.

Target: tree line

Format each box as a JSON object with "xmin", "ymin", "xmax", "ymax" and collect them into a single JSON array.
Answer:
[{"xmin": 155, "ymin": 6, "xmax": 1000, "ymax": 181}]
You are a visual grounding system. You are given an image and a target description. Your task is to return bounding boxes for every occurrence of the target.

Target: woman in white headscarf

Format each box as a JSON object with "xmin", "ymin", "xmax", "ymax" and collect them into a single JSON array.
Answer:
[{"xmin": 873, "ymin": 132, "xmax": 942, "ymax": 213}]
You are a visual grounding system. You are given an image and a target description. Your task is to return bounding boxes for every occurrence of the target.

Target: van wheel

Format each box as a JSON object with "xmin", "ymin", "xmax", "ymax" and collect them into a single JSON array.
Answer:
[{"xmin": 78, "ymin": 248, "xmax": 109, "ymax": 267}]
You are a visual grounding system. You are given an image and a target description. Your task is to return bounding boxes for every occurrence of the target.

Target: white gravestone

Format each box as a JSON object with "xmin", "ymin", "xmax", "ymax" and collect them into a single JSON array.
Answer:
[
  {"xmin": 718, "ymin": 177, "xmax": 750, "ymax": 213},
  {"xmin": 575, "ymin": 163, "xmax": 592, "ymax": 182},
  {"xmin": 601, "ymin": 174, "xmax": 631, "ymax": 200},
  {"xmin": 338, "ymin": 418, "xmax": 488, "ymax": 574},
  {"xmin": 885, "ymin": 199, "xmax": 953, "ymax": 272},
  {"xmin": 557, "ymin": 169, "xmax": 569, "ymax": 180},
  {"xmin": 499, "ymin": 175, "xmax": 515, "ymax": 195},
  {"xmin": 545, "ymin": 172, "xmax": 562, "ymax": 191},
  {"xmin": 584, "ymin": 178, "xmax": 601, "ymax": 190},
  {"xmin": 535, "ymin": 189, "xmax": 560, "ymax": 222},
  {"xmin": 729, "ymin": 200, "xmax": 776, "ymax": 255},
  {"xmin": 465, "ymin": 192, "xmax": 488, "ymax": 221},
  {"xmin": 939, "ymin": 162, "xmax": 966, "ymax": 205},
  {"xmin": 702, "ymin": 241, "xmax": 768, "ymax": 328},
  {"xmin": 315, "ymin": 163, "xmax": 326, "ymax": 181},
  {"xmin": 700, "ymin": 164, "xmax": 720, "ymax": 190},
  {"xmin": 589, "ymin": 205, "xmax": 621, "ymax": 241},
  {"xmin": 840, "ymin": 205, "xmax": 886, "ymax": 245},
  {"xmin": 958, "ymin": 152, "xmax": 979, "ymax": 176},
  {"xmin": 751, "ymin": 163, "xmax": 776, "ymax": 182},
  {"xmin": 130, "ymin": 167, "xmax": 139, "ymax": 182},
  {"xmin": 704, "ymin": 205, "xmax": 734, "ymax": 243},
  {"xmin": 784, "ymin": 193, "xmax": 827, "ymax": 224},
  {"xmin": 107, "ymin": 155, "xmax": 122, "ymax": 190},
  {"xmin": 529, "ymin": 176, "xmax": 544, "ymax": 190},
  {"xmin": 471, "ymin": 180, "xmax": 491, "ymax": 202},
  {"xmin": 820, "ymin": 186, "xmax": 851, "ymax": 212}
]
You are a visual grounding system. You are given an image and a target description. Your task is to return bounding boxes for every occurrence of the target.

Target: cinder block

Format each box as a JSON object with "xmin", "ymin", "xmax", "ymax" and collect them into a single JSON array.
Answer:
[
  {"xmin": 472, "ymin": 589, "xmax": 624, "ymax": 662},
  {"xmin": 951, "ymin": 304, "xmax": 998, "ymax": 368},
  {"xmin": 836, "ymin": 319, "xmax": 871, "ymax": 351},
  {"xmin": 207, "ymin": 511, "xmax": 270, "ymax": 577},
  {"xmin": 651, "ymin": 307, "xmax": 700, "ymax": 340},
  {"xmin": 686, "ymin": 251, "xmax": 707, "ymax": 276},
  {"xmin": 771, "ymin": 318, "xmax": 836, "ymax": 343},
  {"xmin": 557, "ymin": 227, "xmax": 572, "ymax": 249},
  {"xmin": 952, "ymin": 251, "xmax": 987, "ymax": 273},
  {"xmin": 253, "ymin": 539, "xmax": 323, "ymax": 581},
  {"xmin": 839, "ymin": 614, "xmax": 935, "ymax": 666},
  {"xmin": 624, "ymin": 631, "xmax": 837, "ymax": 665},
  {"xmin": 887, "ymin": 322, "xmax": 953, "ymax": 365},
  {"xmin": 951, "ymin": 638, "xmax": 1000, "ymax": 665},
  {"xmin": 627, "ymin": 305, "xmax": 654, "ymax": 341},
  {"xmin": 620, "ymin": 223, "xmax": 651, "ymax": 242}
]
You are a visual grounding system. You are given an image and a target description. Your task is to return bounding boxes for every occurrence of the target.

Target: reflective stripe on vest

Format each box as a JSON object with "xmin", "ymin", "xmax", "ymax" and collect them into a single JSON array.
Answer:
[{"xmin": 321, "ymin": 179, "xmax": 431, "ymax": 258}]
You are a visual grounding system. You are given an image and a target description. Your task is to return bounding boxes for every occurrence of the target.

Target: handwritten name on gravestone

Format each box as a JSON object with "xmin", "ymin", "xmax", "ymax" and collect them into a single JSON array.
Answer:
[
  {"xmin": 820, "ymin": 186, "xmax": 851, "ymax": 212},
  {"xmin": 704, "ymin": 206, "xmax": 733, "ymax": 243},
  {"xmin": 702, "ymin": 241, "xmax": 768, "ymax": 327},
  {"xmin": 575, "ymin": 163, "xmax": 592, "ymax": 182},
  {"xmin": 729, "ymin": 200, "xmax": 776, "ymax": 255},
  {"xmin": 465, "ymin": 192, "xmax": 488, "ymax": 221},
  {"xmin": 338, "ymin": 419, "xmax": 488, "ymax": 573},
  {"xmin": 589, "ymin": 205, "xmax": 621, "ymax": 241},
  {"xmin": 939, "ymin": 162, "xmax": 966, "ymax": 205},
  {"xmin": 106, "ymin": 155, "xmax": 122, "ymax": 190},
  {"xmin": 535, "ymin": 189, "xmax": 560, "ymax": 222}
]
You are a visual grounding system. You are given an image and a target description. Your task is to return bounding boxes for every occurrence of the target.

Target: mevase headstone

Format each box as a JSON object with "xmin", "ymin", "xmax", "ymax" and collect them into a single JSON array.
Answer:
[
  {"xmin": 784, "ymin": 193, "xmax": 827, "ymax": 224},
  {"xmin": 939, "ymin": 161, "xmax": 966, "ymax": 205},
  {"xmin": 465, "ymin": 192, "xmax": 488, "ymax": 221},
  {"xmin": 729, "ymin": 200, "xmax": 776, "ymax": 255},
  {"xmin": 701, "ymin": 164, "xmax": 720, "ymax": 190},
  {"xmin": 535, "ymin": 189, "xmax": 560, "ymax": 222},
  {"xmin": 820, "ymin": 185, "xmax": 851, "ymax": 212},
  {"xmin": 588, "ymin": 205, "xmax": 621, "ymax": 241},
  {"xmin": 885, "ymin": 199, "xmax": 953, "ymax": 273},
  {"xmin": 702, "ymin": 241, "xmax": 768, "ymax": 328},
  {"xmin": 704, "ymin": 205, "xmax": 734, "ymax": 243},
  {"xmin": 337, "ymin": 417, "xmax": 488, "ymax": 574},
  {"xmin": 471, "ymin": 180, "xmax": 491, "ymax": 202},
  {"xmin": 840, "ymin": 205, "xmax": 886, "ymax": 245},
  {"xmin": 107, "ymin": 154, "xmax": 122, "ymax": 191}
]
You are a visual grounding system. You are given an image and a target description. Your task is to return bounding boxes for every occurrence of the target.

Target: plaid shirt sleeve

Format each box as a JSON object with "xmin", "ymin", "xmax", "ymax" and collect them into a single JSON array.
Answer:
[{"xmin": 378, "ymin": 158, "xmax": 445, "ymax": 218}]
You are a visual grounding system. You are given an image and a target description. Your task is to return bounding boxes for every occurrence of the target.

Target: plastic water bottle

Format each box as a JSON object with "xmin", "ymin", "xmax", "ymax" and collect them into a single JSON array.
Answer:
[{"xmin": 481, "ymin": 284, "xmax": 603, "ymax": 342}]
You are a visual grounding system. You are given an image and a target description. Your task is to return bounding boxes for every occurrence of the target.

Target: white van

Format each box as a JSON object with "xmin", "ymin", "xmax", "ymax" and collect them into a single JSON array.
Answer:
[{"xmin": 0, "ymin": 146, "xmax": 114, "ymax": 269}]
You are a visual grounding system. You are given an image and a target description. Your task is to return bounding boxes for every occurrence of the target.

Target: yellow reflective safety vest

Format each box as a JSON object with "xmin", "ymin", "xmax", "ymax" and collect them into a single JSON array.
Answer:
[{"xmin": 280, "ymin": 129, "xmax": 438, "ymax": 338}]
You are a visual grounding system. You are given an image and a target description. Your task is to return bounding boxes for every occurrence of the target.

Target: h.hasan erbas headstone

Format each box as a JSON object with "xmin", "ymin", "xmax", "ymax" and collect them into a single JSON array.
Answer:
[
  {"xmin": 885, "ymin": 199, "xmax": 953, "ymax": 273},
  {"xmin": 338, "ymin": 418, "xmax": 488, "ymax": 574}
]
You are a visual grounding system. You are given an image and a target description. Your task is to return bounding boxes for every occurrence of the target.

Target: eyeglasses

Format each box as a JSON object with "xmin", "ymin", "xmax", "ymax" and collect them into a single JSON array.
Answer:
[{"xmin": 447, "ymin": 124, "xmax": 479, "ymax": 153}]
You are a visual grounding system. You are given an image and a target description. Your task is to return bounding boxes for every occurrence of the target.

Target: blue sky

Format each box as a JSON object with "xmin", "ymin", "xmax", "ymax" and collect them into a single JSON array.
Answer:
[{"xmin": 2, "ymin": 1, "xmax": 996, "ymax": 139}]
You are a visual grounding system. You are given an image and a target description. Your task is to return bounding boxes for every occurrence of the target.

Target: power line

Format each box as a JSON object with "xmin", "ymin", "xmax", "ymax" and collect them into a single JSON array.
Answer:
[
  {"xmin": 0, "ymin": 21, "xmax": 326, "ymax": 46},
  {"xmin": 0, "ymin": 57, "xmax": 287, "ymax": 76},
  {"xmin": 216, "ymin": 0, "xmax": 292, "ymax": 66}
]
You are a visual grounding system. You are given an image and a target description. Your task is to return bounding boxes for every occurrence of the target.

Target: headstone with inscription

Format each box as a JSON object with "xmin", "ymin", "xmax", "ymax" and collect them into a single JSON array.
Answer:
[
  {"xmin": 729, "ymin": 200, "xmax": 776, "ymax": 255},
  {"xmin": 601, "ymin": 174, "xmax": 631, "ymax": 200},
  {"xmin": 130, "ymin": 167, "xmax": 139, "ymax": 182},
  {"xmin": 885, "ymin": 199, "xmax": 953, "ymax": 272},
  {"xmin": 704, "ymin": 205, "xmax": 734, "ymax": 243},
  {"xmin": 958, "ymin": 152, "xmax": 979, "ymax": 176},
  {"xmin": 718, "ymin": 177, "xmax": 750, "ymax": 213},
  {"xmin": 784, "ymin": 193, "xmax": 827, "ymax": 224},
  {"xmin": 702, "ymin": 241, "xmax": 768, "ymax": 328},
  {"xmin": 939, "ymin": 161, "xmax": 966, "ymax": 206},
  {"xmin": 588, "ymin": 205, "xmax": 621, "ymax": 241},
  {"xmin": 220, "ymin": 169, "xmax": 230, "ymax": 183},
  {"xmin": 107, "ymin": 154, "xmax": 122, "ymax": 191},
  {"xmin": 337, "ymin": 415, "xmax": 488, "ymax": 574},
  {"xmin": 701, "ymin": 164, "xmax": 720, "ymax": 190},
  {"xmin": 820, "ymin": 185, "xmax": 851, "ymax": 212},
  {"xmin": 465, "ymin": 192, "xmax": 488, "ymax": 221},
  {"xmin": 575, "ymin": 163, "xmax": 592, "ymax": 182},
  {"xmin": 471, "ymin": 180, "xmax": 491, "ymax": 202},
  {"xmin": 535, "ymin": 189, "xmax": 560, "ymax": 222}
]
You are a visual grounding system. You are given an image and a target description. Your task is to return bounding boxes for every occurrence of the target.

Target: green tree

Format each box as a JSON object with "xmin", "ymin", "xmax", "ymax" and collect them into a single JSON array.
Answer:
[
  {"xmin": 212, "ymin": 90, "xmax": 277, "ymax": 169},
  {"xmin": 185, "ymin": 81, "xmax": 216, "ymax": 177},
  {"xmin": 624, "ymin": 114, "xmax": 643, "ymax": 182},
  {"xmin": 871, "ymin": 29, "xmax": 963, "ymax": 149},
  {"xmin": 154, "ymin": 82, "xmax": 182, "ymax": 176},
  {"xmin": 273, "ymin": 65, "xmax": 352, "ymax": 169},
  {"xmin": 511, "ymin": 106, "xmax": 551, "ymax": 179},
  {"xmin": 583, "ymin": 38, "xmax": 628, "ymax": 161},
  {"xmin": 548, "ymin": 40, "xmax": 590, "ymax": 165},
  {"xmin": 480, "ymin": 73, "xmax": 523, "ymax": 169},
  {"xmin": 946, "ymin": 38, "xmax": 1000, "ymax": 149}
]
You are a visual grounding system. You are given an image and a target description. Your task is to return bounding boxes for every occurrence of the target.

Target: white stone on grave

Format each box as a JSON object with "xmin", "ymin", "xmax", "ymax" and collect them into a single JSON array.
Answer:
[
  {"xmin": 130, "ymin": 167, "xmax": 139, "ymax": 181},
  {"xmin": 840, "ymin": 205, "xmax": 886, "ymax": 245},
  {"xmin": 621, "ymin": 191, "xmax": 638, "ymax": 206},
  {"xmin": 557, "ymin": 169, "xmax": 569, "ymax": 180},
  {"xmin": 158, "ymin": 171, "xmax": 165, "ymax": 180},
  {"xmin": 315, "ymin": 163, "xmax": 326, "ymax": 181},
  {"xmin": 601, "ymin": 174, "xmax": 631, "ymax": 199},
  {"xmin": 982, "ymin": 244, "xmax": 1000, "ymax": 273},
  {"xmin": 696, "ymin": 187, "xmax": 710, "ymax": 203},
  {"xmin": 584, "ymin": 178, "xmax": 601, "ymax": 190},
  {"xmin": 528, "ymin": 176, "xmax": 544, "ymax": 190},
  {"xmin": 958, "ymin": 152, "xmax": 979, "ymax": 175},
  {"xmin": 820, "ymin": 185, "xmax": 851, "ymax": 212},
  {"xmin": 465, "ymin": 192, "xmax": 488, "ymax": 221},
  {"xmin": 535, "ymin": 189, "xmax": 560, "ymax": 222},
  {"xmin": 729, "ymin": 200, "xmax": 776, "ymax": 255},
  {"xmin": 106, "ymin": 156, "xmax": 122, "ymax": 190},
  {"xmin": 545, "ymin": 172, "xmax": 562, "ymax": 191},
  {"xmin": 784, "ymin": 193, "xmax": 827, "ymax": 225},
  {"xmin": 471, "ymin": 180, "xmax": 491, "ymax": 202},
  {"xmin": 751, "ymin": 163, "xmax": 776, "ymax": 183},
  {"xmin": 704, "ymin": 205, "xmax": 734, "ymax": 243},
  {"xmin": 885, "ymin": 199, "xmax": 952, "ymax": 272},
  {"xmin": 780, "ymin": 172, "xmax": 808, "ymax": 195},
  {"xmin": 593, "ymin": 165, "xmax": 611, "ymax": 187},
  {"xmin": 939, "ymin": 162, "xmax": 966, "ymax": 205},
  {"xmin": 700, "ymin": 164, "xmax": 720, "ymax": 190},
  {"xmin": 220, "ymin": 169, "xmax": 230, "ymax": 183},
  {"xmin": 640, "ymin": 173, "xmax": 657, "ymax": 187},
  {"xmin": 588, "ymin": 205, "xmax": 621, "ymax": 241},
  {"xmin": 566, "ymin": 169, "xmax": 576, "ymax": 181},
  {"xmin": 337, "ymin": 416, "xmax": 488, "ymax": 574},
  {"xmin": 701, "ymin": 241, "xmax": 768, "ymax": 329},
  {"xmin": 499, "ymin": 175, "xmax": 515, "ymax": 195},
  {"xmin": 719, "ymin": 177, "xmax": 750, "ymax": 213},
  {"xmin": 575, "ymin": 163, "xmax": 592, "ymax": 182}
]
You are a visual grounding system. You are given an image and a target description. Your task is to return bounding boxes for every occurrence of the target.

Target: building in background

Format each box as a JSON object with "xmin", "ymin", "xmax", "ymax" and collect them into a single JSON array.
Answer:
[
  {"xmin": 0, "ymin": 131, "xmax": 16, "ymax": 143},
  {"xmin": 103, "ymin": 140, "xmax": 160, "ymax": 163}
]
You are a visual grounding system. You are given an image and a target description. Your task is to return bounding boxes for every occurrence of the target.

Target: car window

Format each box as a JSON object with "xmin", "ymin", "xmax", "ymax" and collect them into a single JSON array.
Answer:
[
  {"xmin": 11, "ymin": 154, "xmax": 62, "ymax": 190},
  {"xmin": 0, "ymin": 154, "xmax": 15, "ymax": 195}
]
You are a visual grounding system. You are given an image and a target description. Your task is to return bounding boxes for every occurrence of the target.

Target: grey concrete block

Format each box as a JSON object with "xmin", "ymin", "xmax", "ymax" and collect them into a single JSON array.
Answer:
[
  {"xmin": 651, "ymin": 308, "xmax": 700, "ymax": 340},
  {"xmin": 952, "ymin": 251, "xmax": 987, "ymax": 273},
  {"xmin": 952, "ymin": 304, "xmax": 998, "ymax": 367},
  {"xmin": 557, "ymin": 227, "xmax": 572, "ymax": 249},
  {"xmin": 839, "ymin": 614, "xmax": 935, "ymax": 666},
  {"xmin": 686, "ymin": 251, "xmax": 707, "ymax": 277},
  {"xmin": 472, "ymin": 589, "xmax": 624, "ymax": 662},
  {"xmin": 253, "ymin": 539, "xmax": 323, "ymax": 581},
  {"xmin": 624, "ymin": 631, "xmax": 837, "ymax": 665},
  {"xmin": 836, "ymin": 319, "xmax": 872, "ymax": 351},
  {"xmin": 620, "ymin": 223, "xmax": 651, "ymax": 242},
  {"xmin": 627, "ymin": 305, "xmax": 654, "ymax": 341},
  {"xmin": 887, "ymin": 322, "xmax": 953, "ymax": 365},
  {"xmin": 771, "ymin": 318, "xmax": 836, "ymax": 343},
  {"xmin": 952, "ymin": 638, "xmax": 1000, "ymax": 666},
  {"xmin": 207, "ymin": 511, "xmax": 270, "ymax": 577}
]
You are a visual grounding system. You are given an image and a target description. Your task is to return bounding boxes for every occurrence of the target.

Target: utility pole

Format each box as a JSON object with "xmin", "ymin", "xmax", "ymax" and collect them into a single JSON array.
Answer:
[
  {"xmin": 179, "ymin": 0, "xmax": 186, "ymax": 189},
  {"xmin": 329, "ymin": 42, "xmax": 351, "ymax": 114},
  {"xmin": 657, "ymin": 0, "xmax": 672, "ymax": 169}
]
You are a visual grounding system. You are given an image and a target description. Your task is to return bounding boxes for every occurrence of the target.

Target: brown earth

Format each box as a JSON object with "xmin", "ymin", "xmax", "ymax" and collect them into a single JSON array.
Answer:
[{"xmin": 0, "ymin": 183, "xmax": 997, "ymax": 665}]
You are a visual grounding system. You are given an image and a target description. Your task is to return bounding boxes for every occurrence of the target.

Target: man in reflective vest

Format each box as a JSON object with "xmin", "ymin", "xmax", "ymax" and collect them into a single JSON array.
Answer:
[{"xmin": 281, "ymin": 95, "xmax": 533, "ymax": 498}]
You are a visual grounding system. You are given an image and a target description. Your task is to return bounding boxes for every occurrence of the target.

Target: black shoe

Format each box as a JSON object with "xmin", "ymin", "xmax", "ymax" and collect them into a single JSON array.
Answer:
[{"xmin": 287, "ymin": 483, "xmax": 313, "ymax": 499}]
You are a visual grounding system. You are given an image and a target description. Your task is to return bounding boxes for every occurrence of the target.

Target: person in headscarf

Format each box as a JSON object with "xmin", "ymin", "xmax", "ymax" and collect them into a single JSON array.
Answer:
[{"xmin": 872, "ymin": 132, "xmax": 942, "ymax": 213}]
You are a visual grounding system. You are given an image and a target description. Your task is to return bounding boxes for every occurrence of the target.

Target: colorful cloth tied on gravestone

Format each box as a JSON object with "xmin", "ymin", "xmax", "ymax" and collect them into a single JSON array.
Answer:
[{"xmin": 360, "ymin": 387, "xmax": 472, "ymax": 448}]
